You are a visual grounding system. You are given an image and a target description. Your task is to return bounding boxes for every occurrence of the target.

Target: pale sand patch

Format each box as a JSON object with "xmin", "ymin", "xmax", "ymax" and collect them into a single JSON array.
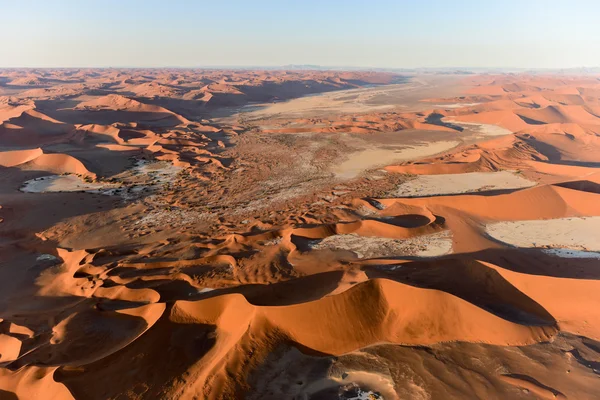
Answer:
[
  {"xmin": 301, "ymin": 370, "xmax": 396, "ymax": 400},
  {"xmin": 434, "ymin": 102, "xmax": 481, "ymax": 109},
  {"xmin": 20, "ymin": 175, "xmax": 118, "ymax": 193},
  {"xmin": 345, "ymin": 389, "xmax": 383, "ymax": 400},
  {"xmin": 442, "ymin": 118, "xmax": 512, "ymax": 136},
  {"xmin": 36, "ymin": 254, "xmax": 59, "ymax": 262},
  {"xmin": 20, "ymin": 159, "xmax": 182, "ymax": 196},
  {"xmin": 134, "ymin": 208, "xmax": 214, "ymax": 229},
  {"xmin": 543, "ymin": 248, "xmax": 600, "ymax": 259},
  {"xmin": 333, "ymin": 140, "xmax": 459, "ymax": 179},
  {"xmin": 486, "ymin": 217, "xmax": 600, "ymax": 252},
  {"xmin": 309, "ymin": 231, "xmax": 452, "ymax": 259},
  {"xmin": 132, "ymin": 159, "xmax": 181, "ymax": 184},
  {"xmin": 244, "ymin": 83, "xmax": 412, "ymax": 117},
  {"xmin": 393, "ymin": 171, "xmax": 536, "ymax": 197}
]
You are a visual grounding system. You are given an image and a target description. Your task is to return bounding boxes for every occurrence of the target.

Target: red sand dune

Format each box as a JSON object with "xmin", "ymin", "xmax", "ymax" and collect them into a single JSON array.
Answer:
[{"xmin": 0, "ymin": 148, "xmax": 95, "ymax": 176}]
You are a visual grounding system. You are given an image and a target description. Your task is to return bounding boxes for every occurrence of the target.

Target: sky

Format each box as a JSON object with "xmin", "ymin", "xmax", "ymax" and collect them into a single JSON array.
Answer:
[{"xmin": 2, "ymin": 0, "xmax": 600, "ymax": 69}]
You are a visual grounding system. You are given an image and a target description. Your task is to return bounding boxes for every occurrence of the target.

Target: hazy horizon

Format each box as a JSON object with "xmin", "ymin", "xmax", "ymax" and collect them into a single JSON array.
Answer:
[
  {"xmin": 2, "ymin": 65, "xmax": 600, "ymax": 72},
  {"xmin": 3, "ymin": 0, "xmax": 600, "ymax": 69}
]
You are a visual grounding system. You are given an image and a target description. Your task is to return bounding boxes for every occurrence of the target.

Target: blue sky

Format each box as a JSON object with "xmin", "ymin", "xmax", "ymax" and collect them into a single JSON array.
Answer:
[{"xmin": 2, "ymin": 0, "xmax": 599, "ymax": 68}]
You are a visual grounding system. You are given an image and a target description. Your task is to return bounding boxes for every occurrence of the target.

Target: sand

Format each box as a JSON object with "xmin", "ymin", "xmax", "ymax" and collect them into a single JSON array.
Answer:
[
  {"xmin": 308, "ymin": 230, "xmax": 453, "ymax": 258},
  {"xmin": 434, "ymin": 102, "xmax": 481, "ymax": 109},
  {"xmin": 542, "ymin": 248, "xmax": 600, "ymax": 259},
  {"xmin": 239, "ymin": 76, "xmax": 460, "ymax": 119},
  {"xmin": 393, "ymin": 170, "xmax": 537, "ymax": 197},
  {"xmin": 1, "ymin": 69, "xmax": 600, "ymax": 400},
  {"xmin": 20, "ymin": 159, "xmax": 181, "ymax": 199},
  {"xmin": 442, "ymin": 117, "xmax": 514, "ymax": 136},
  {"xmin": 486, "ymin": 216, "xmax": 600, "ymax": 252},
  {"xmin": 333, "ymin": 140, "xmax": 460, "ymax": 179},
  {"xmin": 20, "ymin": 175, "xmax": 117, "ymax": 193}
]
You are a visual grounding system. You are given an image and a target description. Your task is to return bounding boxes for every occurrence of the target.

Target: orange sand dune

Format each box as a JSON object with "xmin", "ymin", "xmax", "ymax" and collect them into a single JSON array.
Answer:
[
  {"xmin": 368, "ymin": 257, "xmax": 600, "ymax": 338},
  {"xmin": 487, "ymin": 261, "xmax": 600, "ymax": 340},
  {"xmin": 76, "ymin": 94, "xmax": 165, "ymax": 112},
  {"xmin": 449, "ymin": 110, "xmax": 529, "ymax": 132},
  {"xmin": 386, "ymin": 134, "xmax": 541, "ymax": 175},
  {"xmin": 291, "ymin": 214, "xmax": 441, "ymax": 240},
  {"xmin": 380, "ymin": 184, "xmax": 600, "ymax": 222},
  {"xmin": 526, "ymin": 160, "xmax": 600, "ymax": 178},
  {"xmin": 500, "ymin": 82, "xmax": 543, "ymax": 93},
  {"xmin": 173, "ymin": 277, "xmax": 556, "ymax": 355},
  {"xmin": 126, "ymin": 82, "xmax": 182, "ymax": 98},
  {"xmin": 0, "ymin": 367, "xmax": 74, "ymax": 400},
  {"xmin": 0, "ymin": 97, "xmax": 35, "ymax": 123},
  {"xmin": 513, "ymin": 94, "xmax": 555, "ymax": 108},
  {"xmin": 519, "ymin": 130, "xmax": 600, "ymax": 163},
  {"xmin": 75, "ymin": 124, "xmax": 123, "ymax": 144},
  {"xmin": 461, "ymin": 98, "xmax": 522, "ymax": 112},
  {"xmin": 517, "ymin": 104, "xmax": 600, "ymax": 125},
  {"xmin": 466, "ymin": 84, "xmax": 507, "ymax": 96},
  {"xmin": 7, "ymin": 76, "xmax": 47, "ymax": 86},
  {"xmin": 0, "ymin": 148, "xmax": 44, "ymax": 167},
  {"xmin": 0, "ymin": 109, "xmax": 75, "ymax": 146},
  {"xmin": 30, "ymin": 153, "xmax": 94, "ymax": 176},
  {"xmin": 578, "ymin": 86, "xmax": 600, "ymax": 98},
  {"xmin": 0, "ymin": 148, "xmax": 95, "ymax": 176},
  {"xmin": 75, "ymin": 94, "xmax": 190, "ymax": 125},
  {"xmin": 541, "ymin": 92, "xmax": 587, "ymax": 105},
  {"xmin": 14, "ymin": 302, "xmax": 165, "ymax": 367},
  {"xmin": 522, "ymin": 121, "xmax": 590, "ymax": 136}
]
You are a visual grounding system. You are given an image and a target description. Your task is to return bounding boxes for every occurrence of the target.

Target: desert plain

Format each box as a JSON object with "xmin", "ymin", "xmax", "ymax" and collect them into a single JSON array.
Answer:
[{"xmin": 0, "ymin": 68, "xmax": 600, "ymax": 399}]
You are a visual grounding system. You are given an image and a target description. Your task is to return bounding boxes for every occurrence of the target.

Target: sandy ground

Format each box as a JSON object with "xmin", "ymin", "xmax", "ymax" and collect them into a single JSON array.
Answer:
[
  {"xmin": 434, "ymin": 102, "xmax": 481, "ymax": 109},
  {"xmin": 1, "ymin": 69, "xmax": 600, "ymax": 400},
  {"xmin": 228, "ymin": 75, "xmax": 463, "ymax": 120},
  {"xmin": 21, "ymin": 174, "xmax": 118, "ymax": 193},
  {"xmin": 442, "ymin": 118, "xmax": 514, "ymax": 137},
  {"xmin": 309, "ymin": 230, "xmax": 453, "ymax": 258},
  {"xmin": 393, "ymin": 171, "xmax": 537, "ymax": 197},
  {"xmin": 333, "ymin": 140, "xmax": 460, "ymax": 179},
  {"xmin": 20, "ymin": 160, "xmax": 181, "ymax": 201},
  {"xmin": 486, "ymin": 216, "xmax": 600, "ymax": 252}
]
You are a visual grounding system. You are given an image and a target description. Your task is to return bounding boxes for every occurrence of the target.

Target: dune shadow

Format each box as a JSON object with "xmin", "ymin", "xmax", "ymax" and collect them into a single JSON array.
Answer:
[
  {"xmin": 554, "ymin": 180, "xmax": 600, "ymax": 194},
  {"xmin": 391, "ymin": 186, "xmax": 532, "ymax": 199},
  {"xmin": 364, "ymin": 258, "xmax": 557, "ymax": 326},
  {"xmin": 54, "ymin": 307, "xmax": 218, "ymax": 400},
  {"xmin": 516, "ymin": 114, "xmax": 546, "ymax": 125},
  {"xmin": 0, "ymin": 390, "xmax": 18, "ymax": 400},
  {"xmin": 365, "ymin": 214, "xmax": 436, "ymax": 228},
  {"xmin": 502, "ymin": 373, "xmax": 566, "ymax": 397},
  {"xmin": 520, "ymin": 136, "xmax": 600, "ymax": 167},
  {"xmin": 457, "ymin": 247, "xmax": 600, "ymax": 279},
  {"xmin": 425, "ymin": 112, "xmax": 464, "ymax": 131},
  {"xmin": 192, "ymin": 270, "xmax": 346, "ymax": 306}
]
